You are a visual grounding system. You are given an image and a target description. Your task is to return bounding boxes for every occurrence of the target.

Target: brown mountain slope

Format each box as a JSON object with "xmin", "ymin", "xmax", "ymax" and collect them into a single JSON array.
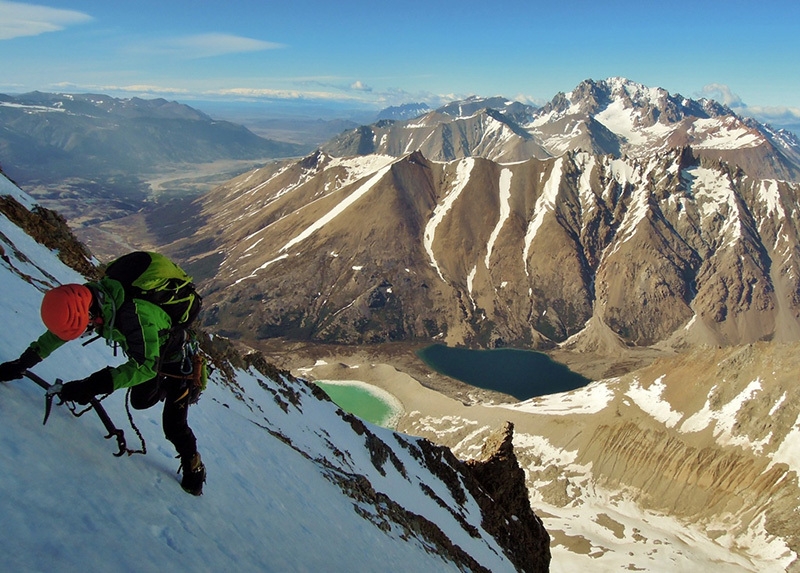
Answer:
[{"xmin": 163, "ymin": 146, "xmax": 800, "ymax": 349}]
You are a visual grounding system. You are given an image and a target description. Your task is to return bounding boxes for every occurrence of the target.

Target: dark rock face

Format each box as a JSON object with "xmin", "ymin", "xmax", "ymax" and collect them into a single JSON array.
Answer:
[
  {"xmin": 342, "ymin": 414, "xmax": 552, "ymax": 572},
  {"xmin": 0, "ymin": 192, "xmax": 98, "ymax": 280},
  {"xmin": 466, "ymin": 422, "xmax": 551, "ymax": 573}
]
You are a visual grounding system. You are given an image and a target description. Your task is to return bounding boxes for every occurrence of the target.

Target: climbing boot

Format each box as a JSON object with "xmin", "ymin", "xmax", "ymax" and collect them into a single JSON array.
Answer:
[{"xmin": 179, "ymin": 452, "xmax": 206, "ymax": 496}]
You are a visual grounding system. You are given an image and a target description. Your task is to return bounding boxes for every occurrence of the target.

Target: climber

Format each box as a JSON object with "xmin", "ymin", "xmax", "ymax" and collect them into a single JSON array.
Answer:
[{"xmin": 0, "ymin": 252, "xmax": 206, "ymax": 495}]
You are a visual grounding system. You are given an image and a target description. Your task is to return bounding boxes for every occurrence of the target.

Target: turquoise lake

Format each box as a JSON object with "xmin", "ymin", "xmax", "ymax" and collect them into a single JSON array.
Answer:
[
  {"xmin": 315, "ymin": 381, "xmax": 402, "ymax": 429},
  {"xmin": 417, "ymin": 345, "xmax": 590, "ymax": 401}
]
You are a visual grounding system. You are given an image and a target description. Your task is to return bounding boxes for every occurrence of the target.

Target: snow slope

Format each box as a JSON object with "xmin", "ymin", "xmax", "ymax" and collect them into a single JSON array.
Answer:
[{"xmin": 0, "ymin": 177, "xmax": 525, "ymax": 572}]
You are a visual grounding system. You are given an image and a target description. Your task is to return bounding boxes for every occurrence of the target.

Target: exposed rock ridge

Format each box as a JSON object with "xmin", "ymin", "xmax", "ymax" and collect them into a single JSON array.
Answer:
[
  {"xmin": 203, "ymin": 334, "xmax": 552, "ymax": 572},
  {"xmin": 466, "ymin": 422, "xmax": 551, "ymax": 572},
  {"xmin": 0, "ymin": 193, "xmax": 99, "ymax": 281}
]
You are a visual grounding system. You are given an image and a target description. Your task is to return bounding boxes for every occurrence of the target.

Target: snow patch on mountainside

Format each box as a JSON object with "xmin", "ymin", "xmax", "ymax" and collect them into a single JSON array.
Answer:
[
  {"xmin": 576, "ymin": 152, "xmax": 598, "ymax": 215},
  {"xmin": 485, "ymin": 168, "xmax": 513, "ymax": 269},
  {"xmin": 424, "ymin": 158, "xmax": 475, "ymax": 282},
  {"xmin": 0, "ymin": 170, "xmax": 35, "ymax": 208},
  {"xmin": 328, "ymin": 154, "xmax": 397, "ymax": 188},
  {"xmin": 497, "ymin": 379, "xmax": 616, "ymax": 416},
  {"xmin": 770, "ymin": 412, "xmax": 800, "ymax": 470},
  {"xmin": 680, "ymin": 379, "xmax": 771, "ymax": 452},
  {"xmin": 759, "ymin": 178, "xmax": 785, "ymax": 220},
  {"xmin": 523, "ymin": 157, "xmax": 563, "ymax": 276},
  {"xmin": 683, "ymin": 166, "xmax": 743, "ymax": 248},
  {"xmin": 281, "ymin": 163, "xmax": 394, "ymax": 253},
  {"xmin": 594, "ymin": 97, "xmax": 674, "ymax": 147},
  {"xmin": 625, "ymin": 376, "xmax": 683, "ymax": 428},
  {"xmin": 690, "ymin": 118, "xmax": 763, "ymax": 150}
]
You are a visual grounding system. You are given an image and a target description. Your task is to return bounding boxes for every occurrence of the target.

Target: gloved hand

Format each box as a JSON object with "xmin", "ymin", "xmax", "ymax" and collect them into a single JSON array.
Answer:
[
  {"xmin": 0, "ymin": 361, "xmax": 25, "ymax": 382},
  {"xmin": 0, "ymin": 348, "xmax": 42, "ymax": 382},
  {"xmin": 58, "ymin": 369, "xmax": 114, "ymax": 405}
]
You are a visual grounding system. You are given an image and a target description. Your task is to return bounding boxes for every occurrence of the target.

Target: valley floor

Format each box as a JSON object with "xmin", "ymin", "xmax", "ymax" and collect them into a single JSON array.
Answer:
[{"xmin": 254, "ymin": 340, "xmax": 792, "ymax": 572}]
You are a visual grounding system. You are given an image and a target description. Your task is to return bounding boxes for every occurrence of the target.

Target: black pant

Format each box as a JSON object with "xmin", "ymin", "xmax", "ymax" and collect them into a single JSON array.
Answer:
[{"xmin": 129, "ymin": 366, "xmax": 197, "ymax": 460}]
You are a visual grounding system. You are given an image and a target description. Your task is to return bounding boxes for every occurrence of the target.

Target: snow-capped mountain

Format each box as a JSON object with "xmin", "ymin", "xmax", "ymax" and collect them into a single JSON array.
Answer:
[
  {"xmin": 323, "ymin": 78, "xmax": 800, "ymax": 181},
  {"xmin": 0, "ymin": 171, "xmax": 550, "ymax": 572},
  {"xmin": 144, "ymin": 78, "xmax": 800, "ymax": 350},
  {"xmin": 377, "ymin": 102, "xmax": 431, "ymax": 121},
  {"xmin": 532, "ymin": 78, "xmax": 800, "ymax": 181},
  {"xmin": 323, "ymin": 97, "xmax": 549, "ymax": 162}
]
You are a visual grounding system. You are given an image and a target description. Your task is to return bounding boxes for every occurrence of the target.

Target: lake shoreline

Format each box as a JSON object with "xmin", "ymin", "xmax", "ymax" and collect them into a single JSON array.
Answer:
[
  {"xmin": 253, "ymin": 339, "xmax": 669, "ymax": 406},
  {"xmin": 417, "ymin": 344, "xmax": 591, "ymax": 401},
  {"xmin": 251, "ymin": 339, "xmax": 669, "ymax": 439},
  {"xmin": 314, "ymin": 378, "xmax": 404, "ymax": 428}
]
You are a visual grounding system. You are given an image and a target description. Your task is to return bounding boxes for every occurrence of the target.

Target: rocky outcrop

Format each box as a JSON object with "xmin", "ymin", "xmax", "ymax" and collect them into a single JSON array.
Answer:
[
  {"xmin": 585, "ymin": 421, "xmax": 796, "ymax": 523},
  {"xmin": 465, "ymin": 422, "xmax": 551, "ymax": 573},
  {"xmin": 0, "ymin": 193, "xmax": 99, "ymax": 281}
]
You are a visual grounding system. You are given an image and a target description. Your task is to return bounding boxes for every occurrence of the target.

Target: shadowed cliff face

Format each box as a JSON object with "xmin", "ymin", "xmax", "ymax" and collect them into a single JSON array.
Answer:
[
  {"xmin": 0, "ymin": 193, "xmax": 98, "ymax": 281},
  {"xmin": 466, "ymin": 422, "xmax": 551, "ymax": 573}
]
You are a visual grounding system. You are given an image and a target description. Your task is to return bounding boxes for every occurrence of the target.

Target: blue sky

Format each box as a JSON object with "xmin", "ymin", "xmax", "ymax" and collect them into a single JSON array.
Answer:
[{"xmin": 1, "ymin": 0, "xmax": 798, "ymax": 123}]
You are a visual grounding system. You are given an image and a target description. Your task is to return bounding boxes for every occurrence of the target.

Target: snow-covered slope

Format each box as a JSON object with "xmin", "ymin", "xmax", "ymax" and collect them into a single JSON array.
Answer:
[{"xmin": 0, "ymin": 173, "xmax": 549, "ymax": 572}]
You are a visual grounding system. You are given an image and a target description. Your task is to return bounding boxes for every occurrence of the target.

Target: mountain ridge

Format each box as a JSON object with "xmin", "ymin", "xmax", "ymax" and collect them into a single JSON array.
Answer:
[
  {"xmin": 0, "ymin": 91, "xmax": 313, "ymax": 236},
  {"xmin": 326, "ymin": 77, "xmax": 800, "ymax": 182},
  {"xmin": 0, "ymin": 91, "xmax": 308, "ymax": 180},
  {"xmin": 10, "ymin": 78, "xmax": 800, "ymax": 355},
  {"xmin": 5, "ymin": 76, "xmax": 800, "ymax": 571},
  {"xmin": 167, "ymin": 143, "xmax": 800, "ymax": 351}
]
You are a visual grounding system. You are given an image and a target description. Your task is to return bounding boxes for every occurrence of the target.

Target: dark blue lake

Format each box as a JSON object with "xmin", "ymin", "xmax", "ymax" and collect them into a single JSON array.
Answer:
[{"xmin": 417, "ymin": 345, "xmax": 590, "ymax": 401}]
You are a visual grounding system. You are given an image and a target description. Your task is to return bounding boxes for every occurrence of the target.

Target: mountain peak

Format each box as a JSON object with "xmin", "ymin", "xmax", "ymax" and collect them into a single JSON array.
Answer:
[
  {"xmin": 323, "ymin": 78, "xmax": 800, "ymax": 179},
  {"xmin": 376, "ymin": 102, "xmax": 431, "ymax": 121}
]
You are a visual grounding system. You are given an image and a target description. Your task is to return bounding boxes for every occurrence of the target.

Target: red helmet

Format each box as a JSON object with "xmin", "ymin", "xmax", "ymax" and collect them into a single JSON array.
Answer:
[{"xmin": 40, "ymin": 284, "xmax": 94, "ymax": 341}]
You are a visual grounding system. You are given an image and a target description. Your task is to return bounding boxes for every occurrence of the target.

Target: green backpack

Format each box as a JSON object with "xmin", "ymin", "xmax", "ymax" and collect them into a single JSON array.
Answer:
[{"xmin": 104, "ymin": 251, "xmax": 202, "ymax": 328}]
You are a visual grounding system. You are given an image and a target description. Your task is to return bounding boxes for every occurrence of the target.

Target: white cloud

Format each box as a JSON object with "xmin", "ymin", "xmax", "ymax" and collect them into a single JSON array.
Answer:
[
  {"xmin": 133, "ymin": 33, "xmax": 284, "ymax": 59},
  {"xmin": 701, "ymin": 83, "xmax": 744, "ymax": 107},
  {"xmin": 512, "ymin": 93, "xmax": 547, "ymax": 107},
  {"xmin": 31, "ymin": 81, "xmax": 375, "ymax": 104},
  {"xmin": 742, "ymin": 104, "xmax": 800, "ymax": 123},
  {"xmin": 0, "ymin": 0, "xmax": 92, "ymax": 40},
  {"xmin": 350, "ymin": 80, "xmax": 372, "ymax": 92},
  {"xmin": 29, "ymin": 78, "xmax": 461, "ymax": 111},
  {"xmin": 52, "ymin": 82, "xmax": 190, "ymax": 96},
  {"xmin": 701, "ymin": 83, "xmax": 800, "ymax": 125},
  {"xmin": 207, "ymin": 86, "xmax": 370, "ymax": 102}
]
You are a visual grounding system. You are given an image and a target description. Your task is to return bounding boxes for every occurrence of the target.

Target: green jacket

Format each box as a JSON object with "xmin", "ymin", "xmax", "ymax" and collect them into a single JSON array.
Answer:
[{"xmin": 29, "ymin": 277, "xmax": 173, "ymax": 390}]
